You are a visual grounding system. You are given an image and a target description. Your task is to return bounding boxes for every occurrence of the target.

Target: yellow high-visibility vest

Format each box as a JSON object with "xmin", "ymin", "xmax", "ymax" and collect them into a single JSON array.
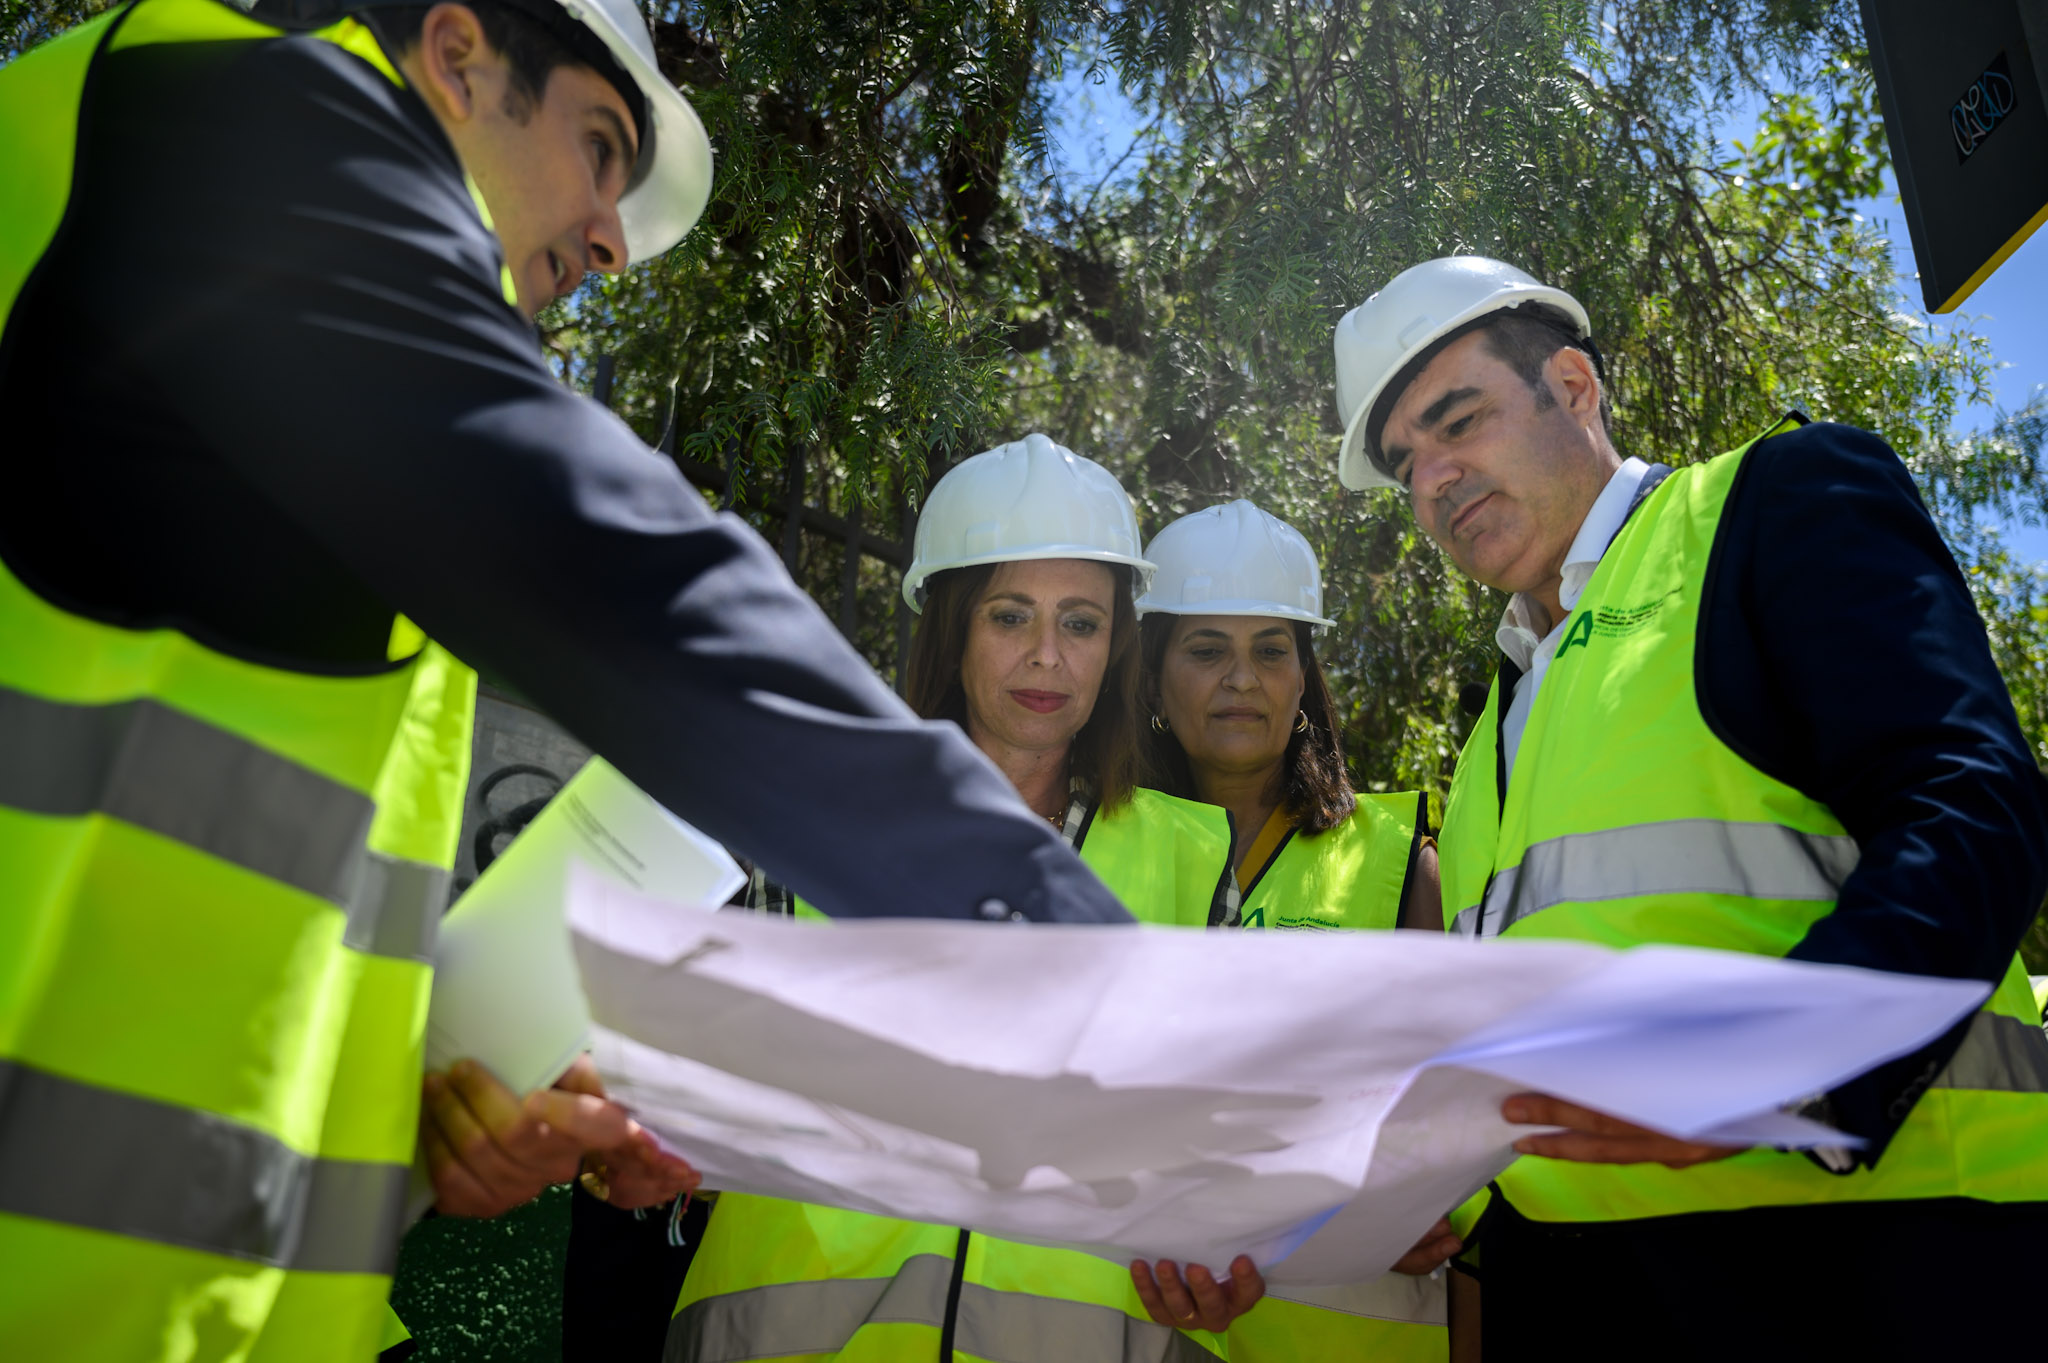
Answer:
[
  {"xmin": 1, "ymin": 2, "xmax": 478, "ymax": 1355},
  {"xmin": 1438, "ymin": 419, "xmax": 2048, "ymax": 1223},
  {"xmin": 672, "ymin": 788, "xmax": 1235, "ymax": 1362},
  {"xmin": 1236, "ymin": 792, "xmax": 1423, "ymax": 931}
]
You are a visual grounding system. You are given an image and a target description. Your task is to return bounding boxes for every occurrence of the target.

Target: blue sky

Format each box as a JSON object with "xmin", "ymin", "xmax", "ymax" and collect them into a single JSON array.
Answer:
[{"xmin": 1044, "ymin": 66, "xmax": 2048, "ymax": 560}]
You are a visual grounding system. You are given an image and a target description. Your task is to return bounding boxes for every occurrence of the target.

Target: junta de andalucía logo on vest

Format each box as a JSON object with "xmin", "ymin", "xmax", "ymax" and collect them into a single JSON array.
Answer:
[{"xmin": 1554, "ymin": 589, "xmax": 1681, "ymax": 659}]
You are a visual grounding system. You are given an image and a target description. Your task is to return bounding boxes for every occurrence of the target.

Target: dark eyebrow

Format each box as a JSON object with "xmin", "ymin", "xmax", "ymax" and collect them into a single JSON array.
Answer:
[
  {"xmin": 1252, "ymin": 625, "xmax": 1292, "ymax": 640},
  {"xmin": 1055, "ymin": 597, "xmax": 1109, "ymax": 613},
  {"xmin": 1415, "ymin": 386, "xmax": 1483, "ymax": 432},
  {"xmin": 593, "ymin": 104, "xmax": 638, "ymax": 177},
  {"xmin": 983, "ymin": 591, "xmax": 1036, "ymax": 607},
  {"xmin": 1383, "ymin": 386, "xmax": 1484, "ymax": 476},
  {"xmin": 1180, "ymin": 627, "xmax": 1233, "ymax": 641}
]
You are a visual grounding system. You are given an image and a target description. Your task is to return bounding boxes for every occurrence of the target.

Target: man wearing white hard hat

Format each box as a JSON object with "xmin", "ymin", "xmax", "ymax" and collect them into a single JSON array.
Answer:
[
  {"xmin": 0, "ymin": 5, "xmax": 1127, "ymax": 1358},
  {"xmin": 1333, "ymin": 256, "xmax": 2048, "ymax": 1353}
]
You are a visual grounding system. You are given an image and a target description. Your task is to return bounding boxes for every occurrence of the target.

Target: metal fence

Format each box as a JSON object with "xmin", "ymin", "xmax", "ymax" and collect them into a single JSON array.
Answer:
[{"xmin": 590, "ymin": 355, "xmax": 918, "ymax": 685}]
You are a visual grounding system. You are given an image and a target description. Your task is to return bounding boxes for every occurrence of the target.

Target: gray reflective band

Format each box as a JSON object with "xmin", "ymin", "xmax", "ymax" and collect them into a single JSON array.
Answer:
[
  {"xmin": 344, "ymin": 851, "xmax": 450, "ymax": 964},
  {"xmin": 1933, "ymin": 1009, "xmax": 2048, "ymax": 1094},
  {"xmin": 0, "ymin": 686, "xmax": 374, "ymax": 907},
  {"xmin": 667, "ymin": 1252, "xmax": 1219, "ymax": 1363},
  {"xmin": 667, "ymin": 1253, "xmax": 951, "ymax": 1362},
  {"xmin": 0, "ymin": 1059, "xmax": 406, "ymax": 1274},
  {"xmin": 955, "ymin": 1278, "xmax": 1219, "ymax": 1363},
  {"xmin": 1460, "ymin": 819, "xmax": 1859, "ymax": 938}
]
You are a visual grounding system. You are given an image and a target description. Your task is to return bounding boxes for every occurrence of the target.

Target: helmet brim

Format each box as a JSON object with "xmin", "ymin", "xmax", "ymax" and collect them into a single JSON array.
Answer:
[
  {"xmin": 902, "ymin": 547, "xmax": 1157, "ymax": 613},
  {"xmin": 578, "ymin": 4, "xmax": 714, "ymax": 263},
  {"xmin": 1135, "ymin": 598, "xmax": 1335, "ymax": 628}
]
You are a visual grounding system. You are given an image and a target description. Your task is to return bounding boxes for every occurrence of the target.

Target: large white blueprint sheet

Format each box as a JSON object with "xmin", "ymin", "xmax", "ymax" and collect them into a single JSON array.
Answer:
[{"xmin": 566, "ymin": 869, "xmax": 1987, "ymax": 1285}]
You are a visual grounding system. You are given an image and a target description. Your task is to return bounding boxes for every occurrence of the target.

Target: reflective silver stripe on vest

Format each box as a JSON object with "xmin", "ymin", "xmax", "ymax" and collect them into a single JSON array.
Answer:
[
  {"xmin": 1451, "ymin": 818, "xmax": 1860, "ymax": 938},
  {"xmin": 344, "ymin": 850, "xmax": 450, "ymax": 964},
  {"xmin": 666, "ymin": 1253, "xmax": 1219, "ymax": 1363},
  {"xmin": 955, "ymin": 1279, "xmax": 1219, "ymax": 1363},
  {"xmin": 0, "ymin": 1059, "xmax": 406, "ymax": 1274},
  {"xmin": 0, "ymin": 686, "xmax": 374, "ymax": 906},
  {"xmin": 1933, "ymin": 1009, "xmax": 2048, "ymax": 1093}
]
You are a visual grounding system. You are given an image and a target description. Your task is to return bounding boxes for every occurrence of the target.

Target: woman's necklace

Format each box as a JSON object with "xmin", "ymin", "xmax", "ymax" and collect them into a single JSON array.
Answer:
[{"xmin": 1038, "ymin": 758, "xmax": 1073, "ymax": 828}]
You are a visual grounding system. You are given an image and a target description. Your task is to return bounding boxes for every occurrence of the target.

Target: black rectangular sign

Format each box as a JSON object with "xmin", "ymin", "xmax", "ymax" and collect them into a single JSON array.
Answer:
[{"xmin": 1860, "ymin": 0, "xmax": 2048, "ymax": 312}]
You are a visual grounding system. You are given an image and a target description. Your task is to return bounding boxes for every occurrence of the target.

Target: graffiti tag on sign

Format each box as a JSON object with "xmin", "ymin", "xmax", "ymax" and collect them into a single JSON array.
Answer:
[{"xmin": 1952, "ymin": 51, "xmax": 2017, "ymax": 163}]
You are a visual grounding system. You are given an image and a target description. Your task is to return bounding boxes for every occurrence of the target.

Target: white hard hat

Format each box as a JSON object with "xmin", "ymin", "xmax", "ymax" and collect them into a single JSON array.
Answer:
[
  {"xmin": 1136, "ymin": 500, "xmax": 1334, "ymax": 628},
  {"xmin": 548, "ymin": 0, "xmax": 714, "ymax": 262},
  {"xmin": 902, "ymin": 434, "xmax": 1154, "ymax": 612},
  {"xmin": 1333, "ymin": 256, "xmax": 1591, "ymax": 490},
  {"xmin": 291, "ymin": 0, "xmax": 714, "ymax": 262}
]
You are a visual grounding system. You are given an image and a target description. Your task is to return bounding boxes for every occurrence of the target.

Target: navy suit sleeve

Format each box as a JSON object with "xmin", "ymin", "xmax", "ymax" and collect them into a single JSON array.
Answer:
[
  {"xmin": 1700, "ymin": 421, "xmax": 2048, "ymax": 1159},
  {"xmin": 80, "ymin": 37, "xmax": 1127, "ymax": 925}
]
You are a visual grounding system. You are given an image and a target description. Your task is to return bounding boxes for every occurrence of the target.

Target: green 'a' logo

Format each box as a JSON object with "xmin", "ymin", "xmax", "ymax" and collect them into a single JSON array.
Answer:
[
  {"xmin": 1241, "ymin": 904, "xmax": 1266, "ymax": 928},
  {"xmin": 1554, "ymin": 610, "xmax": 1596, "ymax": 659}
]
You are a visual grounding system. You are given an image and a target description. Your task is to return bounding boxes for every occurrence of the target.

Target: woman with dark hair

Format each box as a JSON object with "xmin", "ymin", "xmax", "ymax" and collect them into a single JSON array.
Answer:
[
  {"xmin": 1138, "ymin": 499, "xmax": 1453, "ymax": 1362},
  {"xmin": 666, "ymin": 435, "xmax": 1270, "ymax": 1363},
  {"xmin": 1140, "ymin": 500, "xmax": 1440, "ymax": 932}
]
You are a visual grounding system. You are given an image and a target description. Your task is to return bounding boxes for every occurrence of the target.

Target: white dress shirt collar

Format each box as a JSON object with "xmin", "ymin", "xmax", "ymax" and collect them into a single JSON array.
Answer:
[{"xmin": 1495, "ymin": 457, "xmax": 1653, "ymax": 672}]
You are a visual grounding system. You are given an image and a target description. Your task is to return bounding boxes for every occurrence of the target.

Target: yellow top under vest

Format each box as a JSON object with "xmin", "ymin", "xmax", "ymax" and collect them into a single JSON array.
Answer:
[
  {"xmin": 1, "ymin": 3, "xmax": 482, "ymax": 1357},
  {"xmin": 1437, "ymin": 419, "xmax": 2048, "ymax": 1225},
  {"xmin": 671, "ymin": 787, "xmax": 1234, "ymax": 1363}
]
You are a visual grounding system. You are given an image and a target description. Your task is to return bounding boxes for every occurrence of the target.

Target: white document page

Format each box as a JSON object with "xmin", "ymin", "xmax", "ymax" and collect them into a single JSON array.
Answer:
[
  {"xmin": 566, "ymin": 870, "xmax": 1987, "ymax": 1285},
  {"xmin": 426, "ymin": 759, "xmax": 743, "ymax": 1096}
]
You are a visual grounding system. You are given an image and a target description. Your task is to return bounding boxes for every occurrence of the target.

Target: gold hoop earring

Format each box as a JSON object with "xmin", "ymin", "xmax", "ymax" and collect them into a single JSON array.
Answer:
[
  {"xmin": 1150, "ymin": 713, "xmax": 1170, "ymax": 734},
  {"xmin": 1294, "ymin": 710, "xmax": 1310, "ymax": 734}
]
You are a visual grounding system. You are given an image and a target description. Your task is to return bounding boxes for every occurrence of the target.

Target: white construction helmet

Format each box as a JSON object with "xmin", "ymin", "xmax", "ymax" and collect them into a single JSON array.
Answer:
[
  {"xmin": 294, "ymin": 0, "xmax": 714, "ymax": 261},
  {"xmin": 558, "ymin": 0, "xmax": 715, "ymax": 261},
  {"xmin": 1136, "ymin": 500, "xmax": 1334, "ymax": 628},
  {"xmin": 902, "ymin": 434, "xmax": 1155, "ymax": 612},
  {"xmin": 1332, "ymin": 256, "xmax": 1592, "ymax": 491}
]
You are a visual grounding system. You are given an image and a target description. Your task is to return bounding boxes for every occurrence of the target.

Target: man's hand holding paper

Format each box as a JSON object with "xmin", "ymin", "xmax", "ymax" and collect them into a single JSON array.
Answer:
[{"xmin": 1503, "ymin": 1094, "xmax": 1748, "ymax": 1168}]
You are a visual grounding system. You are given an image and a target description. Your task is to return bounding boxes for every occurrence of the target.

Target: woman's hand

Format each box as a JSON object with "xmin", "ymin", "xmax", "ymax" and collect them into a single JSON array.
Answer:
[
  {"xmin": 1391, "ymin": 1216, "xmax": 1462, "ymax": 1275},
  {"xmin": 555, "ymin": 1055, "xmax": 702, "ymax": 1210},
  {"xmin": 421, "ymin": 1055, "xmax": 698, "ymax": 1218},
  {"xmin": 1130, "ymin": 1255, "xmax": 1266, "ymax": 1332}
]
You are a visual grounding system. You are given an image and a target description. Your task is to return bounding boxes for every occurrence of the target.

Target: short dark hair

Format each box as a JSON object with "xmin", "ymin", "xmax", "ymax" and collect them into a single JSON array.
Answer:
[
  {"xmin": 367, "ymin": 1, "xmax": 587, "ymax": 117},
  {"xmin": 903, "ymin": 562, "xmax": 1143, "ymax": 814},
  {"xmin": 1138, "ymin": 614, "xmax": 1356, "ymax": 835},
  {"xmin": 1476, "ymin": 305, "xmax": 1614, "ymax": 437},
  {"xmin": 1367, "ymin": 302, "xmax": 1613, "ymax": 479}
]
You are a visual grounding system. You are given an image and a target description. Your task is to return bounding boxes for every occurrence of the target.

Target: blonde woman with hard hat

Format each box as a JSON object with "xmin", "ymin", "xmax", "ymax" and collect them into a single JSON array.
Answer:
[
  {"xmin": 1137, "ymin": 499, "xmax": 1461, "ymax": 1363},
  {"xmin": 668, "ymin": 434, "xmax": 1269, "ymax": 1363}
]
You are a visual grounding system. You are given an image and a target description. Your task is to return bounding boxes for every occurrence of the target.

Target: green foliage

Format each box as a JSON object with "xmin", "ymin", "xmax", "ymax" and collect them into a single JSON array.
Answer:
[
  {"xmin": 388, "ymin": 1184, "xmax": 570, "ymax": 1360},
  {"xmin": 3, "ymin": 0, "xmax": 109, "ymax": 56}
]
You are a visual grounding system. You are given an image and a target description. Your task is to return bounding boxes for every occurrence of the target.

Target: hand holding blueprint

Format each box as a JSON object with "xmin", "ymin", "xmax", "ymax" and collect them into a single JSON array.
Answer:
[
  {"xmin": 427, "ymin": 759, "xmax": 744, "ymax": 1095},
  {"xmin": 566, "ymin": 869, "xmax": 1987, "ymax": 1284}
]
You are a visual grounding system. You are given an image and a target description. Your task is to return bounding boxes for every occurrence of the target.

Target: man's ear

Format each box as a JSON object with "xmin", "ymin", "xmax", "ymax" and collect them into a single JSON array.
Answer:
[
  {"xmin": 1548, "ymin": 344, "xmax": 1603, "ymax": 431},
  {"xmin": 409, "ymin": 2, "xmax": 492, "ymax": 125}
]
